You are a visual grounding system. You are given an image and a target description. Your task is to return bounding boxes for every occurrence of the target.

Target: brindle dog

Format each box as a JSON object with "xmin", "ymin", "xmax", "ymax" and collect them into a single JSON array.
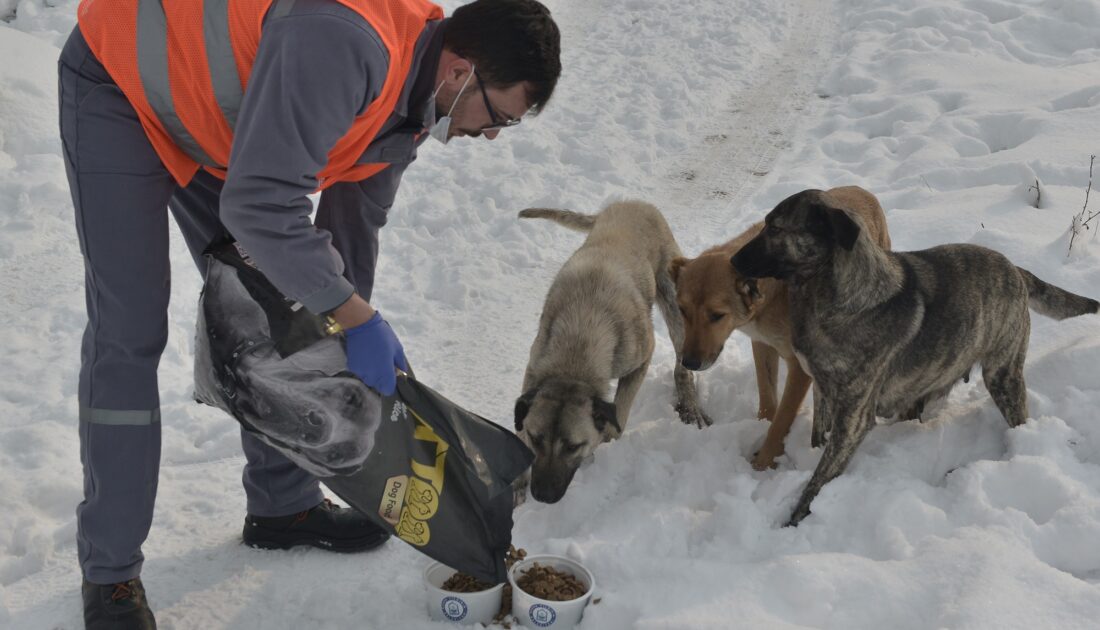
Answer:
[
  {"xmin": 732, "ymin": 189, "xmax": 1100, "ymax": 526},
  {"xmin": 670, "ymin": 186, "xmax": 890, "ymax": 470}
]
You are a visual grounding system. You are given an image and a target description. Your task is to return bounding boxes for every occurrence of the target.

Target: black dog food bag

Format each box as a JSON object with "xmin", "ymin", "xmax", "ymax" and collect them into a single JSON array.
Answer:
[{"xmin": 193, "ymin": 242, "xmax": 532, "ymax": 583}]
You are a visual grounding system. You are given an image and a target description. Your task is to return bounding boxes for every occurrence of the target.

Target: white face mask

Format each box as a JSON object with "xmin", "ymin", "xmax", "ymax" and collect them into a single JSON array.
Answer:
[{"xmin": 427, "ymin": 64, "xmax": 476, "ymax": 145}]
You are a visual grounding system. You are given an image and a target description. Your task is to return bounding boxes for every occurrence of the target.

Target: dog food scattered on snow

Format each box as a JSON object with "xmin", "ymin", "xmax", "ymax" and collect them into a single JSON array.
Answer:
[{"xmin": 495, "ymin": 546, "xmax": 527, "ymax": 624}]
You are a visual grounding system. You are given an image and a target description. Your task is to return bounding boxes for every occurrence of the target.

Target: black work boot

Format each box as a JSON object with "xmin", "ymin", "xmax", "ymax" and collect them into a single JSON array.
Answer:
[
  {"xmin": 242, "ymin": 498, "xmax": 390, "ymax": 552},
  {"xmin": 82, "ymin": 578, "xmax": 157, "ymax": 630}
]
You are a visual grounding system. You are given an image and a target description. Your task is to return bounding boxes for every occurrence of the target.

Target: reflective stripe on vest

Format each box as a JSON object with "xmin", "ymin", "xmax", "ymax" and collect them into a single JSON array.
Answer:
[
  {"xmin": 79, "ymin": 0, "xmax": 443, "ymax": 187},
  {"xmin": 268, "ymin": 0, "xmax": 295, "ymax": 19},
  {"xmin": 203, "ymin": 0, "xmax": 245, "ymax": 131},
  {"xmin": 137, "ymin": 0, "xmax": 220, "ymax": 168},
  {"xmin": 133, "ymin": 0, "xmax": 313, "ymax": 169}
]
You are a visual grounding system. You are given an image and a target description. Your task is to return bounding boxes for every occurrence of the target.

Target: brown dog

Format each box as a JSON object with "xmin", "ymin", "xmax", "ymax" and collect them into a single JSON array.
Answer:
[{"xmin": 670, "ymin": 186, "xmax": 891, "ymax": 470}]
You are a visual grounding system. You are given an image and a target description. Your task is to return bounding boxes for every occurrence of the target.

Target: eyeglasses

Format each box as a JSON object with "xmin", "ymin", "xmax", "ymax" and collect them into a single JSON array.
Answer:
[{"xmin": 474, "ymin": 69, "xmax": 523, "ymax": 132}]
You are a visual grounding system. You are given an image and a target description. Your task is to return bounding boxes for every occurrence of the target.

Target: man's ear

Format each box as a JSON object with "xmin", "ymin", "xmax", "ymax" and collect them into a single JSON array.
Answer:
[
  {"xmin": 592, "ymin": 398, "xmax": 621, "ymax": 435},
  {"xmin": 826, "ymin": 207, "xmax": 860, "ymax": 250},
  {"xmin": 439, "ymin": 53, "xmax": 474, "ymax": 88},
  {"xmin": 514, "ymin": 389, "xmax": 538, "ymax": 432},
  {"xmin": 669, "ymin": 257, "xmax": 689, "ymax": 284}
]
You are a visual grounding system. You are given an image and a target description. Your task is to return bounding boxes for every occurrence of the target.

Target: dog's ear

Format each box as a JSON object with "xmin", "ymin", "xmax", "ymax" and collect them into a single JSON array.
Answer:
[
  {"xmin": 591, "ymin": 398, "xmax": 621, "ymax": 435},
  {"xmin": 514, "ymin": 389, "xmax": 538, "ymax": 432},
  {"xmin": 669, "ymin": 257, "xmax": 689, "ymax": 283},
  {"xmin": 736, "ymin": 277, "xmax": 762, "ymax": 310},
  {"xmin": 825, "ymin": 207, "xmax": 860, "ymax": 250}
]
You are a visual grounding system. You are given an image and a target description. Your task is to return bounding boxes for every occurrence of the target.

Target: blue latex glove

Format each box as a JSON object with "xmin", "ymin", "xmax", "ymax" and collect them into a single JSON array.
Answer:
[{"xmin": 344, "ymin": 312, "xmax": 409, "ymax": 396}]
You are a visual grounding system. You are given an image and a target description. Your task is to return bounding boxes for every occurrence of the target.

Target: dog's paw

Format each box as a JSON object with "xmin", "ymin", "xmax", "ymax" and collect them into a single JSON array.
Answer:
[
  {"xmin": 810, "ymin": 426, "xmax": 829, "ymax": 449},
  {"xmin": 785, "ymin": 507, "xmax": 810, "ymax": 528},
  {"xmin": 785, "ymin": 496, "xmax": 814, "ymax": 527},
  {"xmin": 675, "ymin": 402, "xmax": 713, "ymax": 429},
  {"xmin": 751, "ymin": 449, "xmax": 781, "ymax": 471}
]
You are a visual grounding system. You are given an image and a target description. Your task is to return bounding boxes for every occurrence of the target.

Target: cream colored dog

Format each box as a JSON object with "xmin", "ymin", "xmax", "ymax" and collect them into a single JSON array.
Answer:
[{"xmin": 516, "ymin": 200, "xmax": 710, "ymax": 503}]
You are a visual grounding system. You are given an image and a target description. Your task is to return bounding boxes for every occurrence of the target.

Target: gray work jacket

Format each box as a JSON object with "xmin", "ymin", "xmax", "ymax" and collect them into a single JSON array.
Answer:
[{"xmin": 219, "ymin": 0, "xmax": 445, "ymax": 315}]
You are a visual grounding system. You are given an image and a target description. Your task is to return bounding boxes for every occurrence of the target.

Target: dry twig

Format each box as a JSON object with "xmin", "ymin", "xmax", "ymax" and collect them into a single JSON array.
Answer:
[
  {"xmin": 1068, "ymin": 155, "xmax": 1097, "ymax": 256},
  {"xmin": 1028, "ymin": 178, "xmax": 1041, "ymax": 208}
]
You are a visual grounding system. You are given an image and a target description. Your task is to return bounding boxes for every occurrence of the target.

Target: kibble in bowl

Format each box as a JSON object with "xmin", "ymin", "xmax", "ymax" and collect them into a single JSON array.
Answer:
[
  {"xmin": 423, "ymin": 561, "xmax": 504, "ymax": 625},
  {"xmin": 508, "ymin": 555, "xmax": 595, "ymax": 629}
]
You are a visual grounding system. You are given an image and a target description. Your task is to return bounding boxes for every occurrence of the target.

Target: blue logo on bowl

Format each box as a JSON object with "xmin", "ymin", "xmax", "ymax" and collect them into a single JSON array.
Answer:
[
  {"xmin": 441, "ymin": 596, "xmax": 468, "ymax": 621},
  {"xmin": 529, "ymin": 603, "xmax": 557, "ymax": 627}
]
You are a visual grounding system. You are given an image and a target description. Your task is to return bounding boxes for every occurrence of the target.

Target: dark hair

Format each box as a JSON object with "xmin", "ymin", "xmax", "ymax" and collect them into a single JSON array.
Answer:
[{"xmin": 443, "ymin": 0, "xmax": 562, "ymax": 114}]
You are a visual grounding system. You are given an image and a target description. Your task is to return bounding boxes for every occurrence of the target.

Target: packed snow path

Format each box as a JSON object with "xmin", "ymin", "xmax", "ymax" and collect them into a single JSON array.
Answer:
[{"xmin": 660, "ymin": 0, "xmax": 840, "ymax": 246}]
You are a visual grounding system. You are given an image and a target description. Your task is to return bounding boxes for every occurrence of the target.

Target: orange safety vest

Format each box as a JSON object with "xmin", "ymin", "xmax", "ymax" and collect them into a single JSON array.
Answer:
[{"xmin": 77, "ymin": 0, "xmax": 443, "ymax": 189}]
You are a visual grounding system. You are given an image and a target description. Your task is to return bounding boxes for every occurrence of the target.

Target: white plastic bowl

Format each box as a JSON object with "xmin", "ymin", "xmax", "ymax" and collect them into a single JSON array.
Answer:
[
  {"xmin": 508, "ymin": 554, "xmax": 595, "ymax": 629},
  {"xmin": 423, "ymin": 561, "xmax": 505, "ymax": 625}
]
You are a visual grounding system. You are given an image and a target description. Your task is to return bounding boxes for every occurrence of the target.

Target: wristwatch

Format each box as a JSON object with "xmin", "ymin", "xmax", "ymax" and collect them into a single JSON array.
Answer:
[{"xmin": 324, "ymin": 315, "xmax": 344, "ymax": 336}]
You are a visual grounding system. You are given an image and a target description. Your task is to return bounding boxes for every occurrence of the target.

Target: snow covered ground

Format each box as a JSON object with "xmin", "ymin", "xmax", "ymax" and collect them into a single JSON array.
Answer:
[{"xmin": 3, "ymin": 0, "xmax": 1100, "ymax": 628}]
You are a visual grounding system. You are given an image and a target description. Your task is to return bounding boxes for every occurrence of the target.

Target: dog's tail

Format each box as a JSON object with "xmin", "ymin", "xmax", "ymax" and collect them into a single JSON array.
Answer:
[
  {"xmin": 1017, "ymin": 267, "xmax": 1100, "ymax": 320},
  {"xmin": 518, "ymin": 208, "xmax": 596, "ymax": 232}
]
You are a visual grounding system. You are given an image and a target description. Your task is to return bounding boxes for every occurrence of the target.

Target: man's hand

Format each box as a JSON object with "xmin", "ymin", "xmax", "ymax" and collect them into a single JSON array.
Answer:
[{"xmin": 344, "ymin": 312, "xmax": 409, "ymax": 396}]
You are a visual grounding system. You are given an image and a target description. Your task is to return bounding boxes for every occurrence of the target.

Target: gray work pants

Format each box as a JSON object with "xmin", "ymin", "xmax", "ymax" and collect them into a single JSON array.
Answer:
[{"xmin": 58, "ymin": 28, "xmax": 330, "ymax": 585}]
